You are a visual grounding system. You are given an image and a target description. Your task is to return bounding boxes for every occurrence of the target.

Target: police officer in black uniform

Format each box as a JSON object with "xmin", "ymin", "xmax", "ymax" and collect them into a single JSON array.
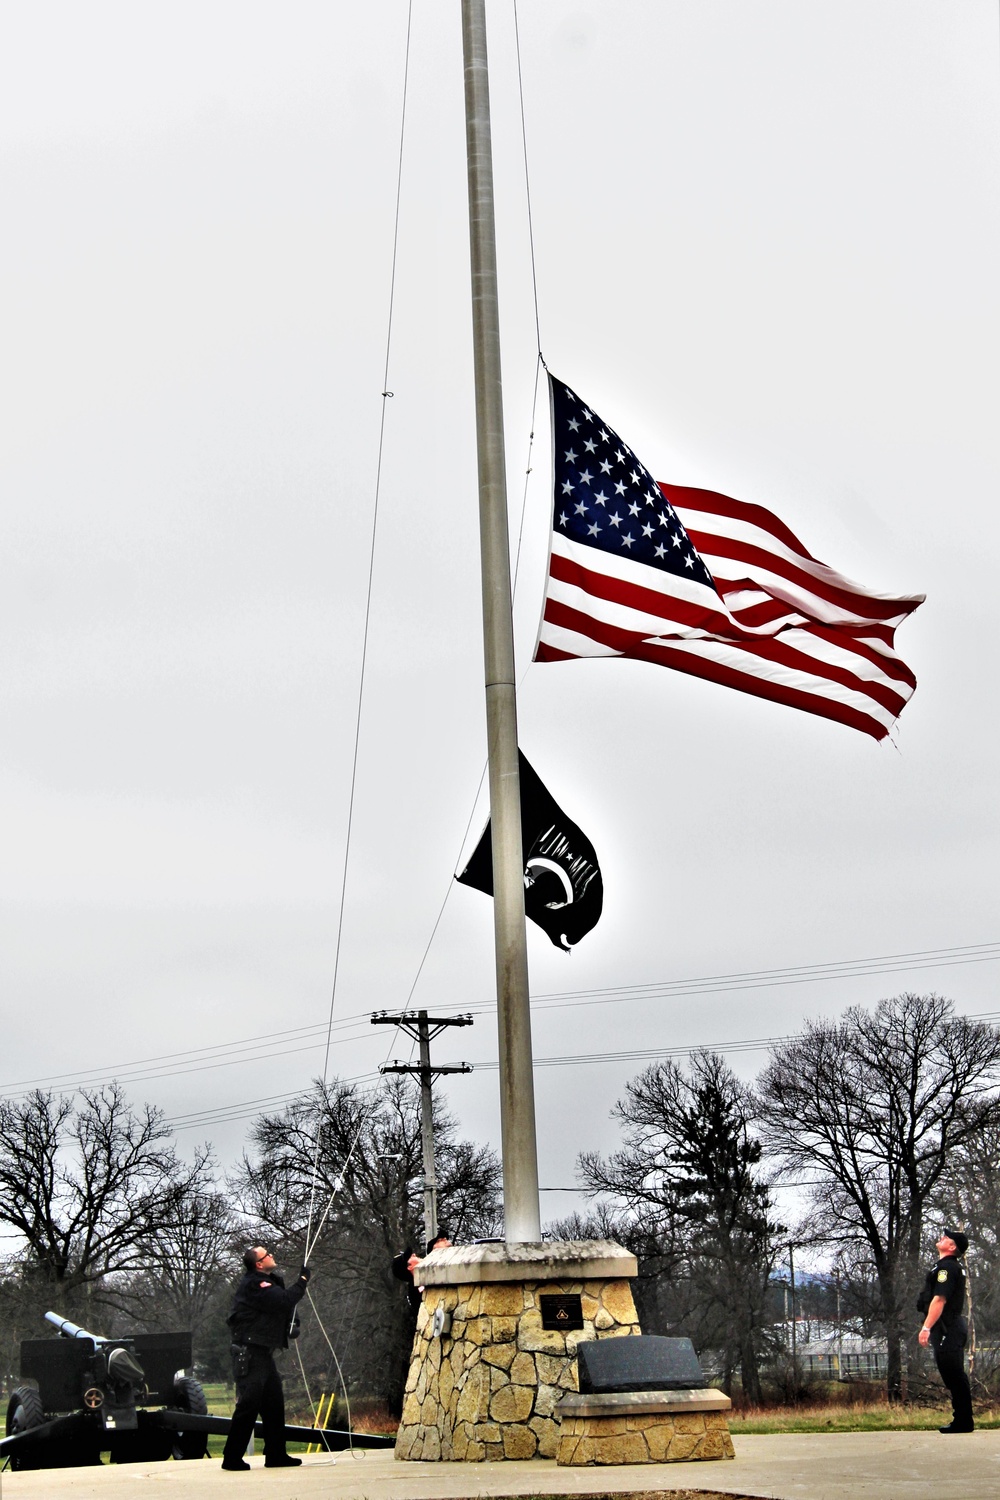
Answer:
[
  {"xmin": 390, "ymin": 1227, "xmax": 452, "ymax": 1315},
  {"xmin": 221, "ymin": 1246, "xmax": 312, "ymax": 1471},
  {"xmin": 917, "ymin": 1227, "xmax": 973, "ymax": 1433}
]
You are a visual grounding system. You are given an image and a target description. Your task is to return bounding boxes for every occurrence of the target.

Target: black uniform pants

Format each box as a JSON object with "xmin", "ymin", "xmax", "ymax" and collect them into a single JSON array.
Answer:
[
  {"xmin": 931, "ymin": 1316, "xmax": 973, "ymax": 1427},
  {"xmin": 222, "ymin": 1345, "xmax": 288, "ymax": 1462}
]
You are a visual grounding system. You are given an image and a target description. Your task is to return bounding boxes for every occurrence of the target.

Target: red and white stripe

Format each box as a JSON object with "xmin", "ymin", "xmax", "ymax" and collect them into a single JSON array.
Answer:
[{"xmin": 535, "ymin": 483, "xmax": 924, "ymax": 742}]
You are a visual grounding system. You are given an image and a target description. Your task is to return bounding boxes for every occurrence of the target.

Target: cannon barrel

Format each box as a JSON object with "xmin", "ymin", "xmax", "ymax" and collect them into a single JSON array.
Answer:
[{"xmin": 43, "ymin": 1311, "xmax": 109, "ymax": 1345}]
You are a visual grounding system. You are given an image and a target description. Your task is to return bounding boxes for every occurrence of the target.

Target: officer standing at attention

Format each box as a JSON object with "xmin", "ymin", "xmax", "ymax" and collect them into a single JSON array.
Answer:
[
  {"xmin": 221, "ymin": 1246, "xmax": 312, "ymax": 1471},
  {"xmin": 917, "ymin": 1227, "xmax": 973, "ymax": 1433}
]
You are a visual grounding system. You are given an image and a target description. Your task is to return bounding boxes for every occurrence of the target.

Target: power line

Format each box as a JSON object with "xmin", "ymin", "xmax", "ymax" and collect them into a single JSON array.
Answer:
[
  {"xmin": 165, "ymin": 1004, "xmax": 1000, "ymax": 1135},
  {"xmin": 471, "ymin": 1005, "xmax": 1000, "ymax": 1075},
  {"xmin": 0, "ymin": 1024, "xmax": 373, "ymax": 1103},
  {"xmin": 0, "ymin": 1014, "xmax": 368, "ymax": 1095},
  {"xmin": 165, "ymin": 1064, "xmax": 387, "ymax": 1132},
  {"xmin": 527, "ymin": 941, "xmax": 1000, "ymax": 1011},
  {"xmin": 471, "ymin": 1034, "xmax": 792, "ymax": 1072},
  {"xmin": 3, "ymin": 939, "xmax": 997, "ymax": 1106}
]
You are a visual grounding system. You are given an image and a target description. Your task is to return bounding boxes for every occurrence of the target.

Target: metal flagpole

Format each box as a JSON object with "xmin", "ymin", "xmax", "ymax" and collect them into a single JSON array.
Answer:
[{"xmin": 460, "ymin": 0, "xmax": 541, "ymax": 1243}]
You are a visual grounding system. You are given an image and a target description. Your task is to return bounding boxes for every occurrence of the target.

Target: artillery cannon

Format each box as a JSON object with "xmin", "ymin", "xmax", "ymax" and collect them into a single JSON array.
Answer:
[
  {"xmin": 2, "ymin": 1311, "xmax": 209, "ymax": 1469},
  {"xmin": 2, "ymin": 1311, "xmax": 393, "ymax": 1470}
]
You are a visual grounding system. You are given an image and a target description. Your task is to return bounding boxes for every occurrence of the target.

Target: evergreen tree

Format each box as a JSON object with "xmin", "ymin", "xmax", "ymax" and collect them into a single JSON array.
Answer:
[{"xmin": 579, "ymin": 1050, "xmax": 779, "ymax": 1400}]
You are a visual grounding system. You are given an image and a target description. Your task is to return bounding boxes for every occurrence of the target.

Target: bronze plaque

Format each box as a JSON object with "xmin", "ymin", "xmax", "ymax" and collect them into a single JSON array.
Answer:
[{"xmin": 539, "ymin": 1293, "xmax": 584, "ymax": 1331}]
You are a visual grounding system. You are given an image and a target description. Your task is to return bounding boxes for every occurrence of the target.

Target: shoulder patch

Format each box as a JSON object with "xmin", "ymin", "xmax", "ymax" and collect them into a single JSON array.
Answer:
[{"xmin": 937, "ymin": 1270, "xmax": 949, "ymax": 1282}]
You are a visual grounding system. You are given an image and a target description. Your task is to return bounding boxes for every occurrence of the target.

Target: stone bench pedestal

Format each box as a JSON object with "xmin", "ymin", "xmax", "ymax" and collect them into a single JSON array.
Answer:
[{"xmin": 555, "ymin": 1386, "xmax": 735, "ymax": 1465}]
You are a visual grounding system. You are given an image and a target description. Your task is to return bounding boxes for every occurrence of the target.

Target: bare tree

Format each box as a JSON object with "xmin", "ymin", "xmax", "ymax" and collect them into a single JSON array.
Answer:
[
  {"xmin": 757, "ymin": 993, "xmax": 1000, "ymax": 1401},
  {"xmin": 0, "ymin": 1253, "xmax": 49, "ymax": 1393},
  {"xmin": 0, "ymin": 1085, "xmax": 214, "ymax": 1309},
  {"xmin": 931, "ymin": 1117, "xmax": 1000, "ymax": 1393},
  {"xmin": 132, "ymin": 1188, "xmax": 236, "ymax": 1329},
  {"xmin": 578, "ymin": 1051, "xmax": 780, "ymax": 1401},
  {"xmin": 546, "ymin": 1199, "xmax": 694, "ymax": 1366},
  {"xmin": 102, "ymin": 1187, "xmax": 238, "ymax": 1373}
]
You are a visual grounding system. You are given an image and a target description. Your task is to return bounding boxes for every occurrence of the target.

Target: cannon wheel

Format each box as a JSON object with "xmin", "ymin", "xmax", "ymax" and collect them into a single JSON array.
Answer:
[
  {"xmin": 6, "ymin": 1391, "xmax": 102, "ymax": 1471},
  {"xmin": 169, "ymin": 1376, "xmax": 209, "ymax": 1460},
  {"xmin": 5, "ymin": 1386, "xmax": 46, "ymax": 1470}
]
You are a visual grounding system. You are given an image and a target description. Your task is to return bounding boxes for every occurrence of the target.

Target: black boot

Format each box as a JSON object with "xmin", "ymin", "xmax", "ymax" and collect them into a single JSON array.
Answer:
[
  {"xmin": 221, "ymin": 1458, "xmax": 252, "ymax": 1470},
  {"xmin": 265, "ymin": 1454, "xmax": 303, "ymax": 1467}
]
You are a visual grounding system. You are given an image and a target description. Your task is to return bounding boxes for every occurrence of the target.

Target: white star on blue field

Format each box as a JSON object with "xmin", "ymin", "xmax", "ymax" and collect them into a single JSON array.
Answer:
[{"xmin": 551, "ymin": 375, "xmax": 715, "ymax": 589}]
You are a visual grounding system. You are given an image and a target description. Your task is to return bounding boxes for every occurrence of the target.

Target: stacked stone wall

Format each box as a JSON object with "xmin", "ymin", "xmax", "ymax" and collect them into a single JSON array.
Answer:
[
  {"xmin": 395, "ymin": 1277, "xmax": 639, "ymax": 1462},
  {"xmin": 557, "ymin": 1410, "xmax": 735, "ymax": 1465}
]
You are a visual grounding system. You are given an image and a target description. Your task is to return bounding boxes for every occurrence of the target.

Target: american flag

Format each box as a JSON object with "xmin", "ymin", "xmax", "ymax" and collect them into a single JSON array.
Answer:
[{"xmin": 534, "ymin": 375, "xmax": 924, "ymax": 742}]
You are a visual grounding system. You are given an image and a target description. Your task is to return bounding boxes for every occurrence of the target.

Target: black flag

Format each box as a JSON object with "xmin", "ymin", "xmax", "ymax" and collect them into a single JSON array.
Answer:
[{"xmin": 456, "ymin": 752, "xmax": 602, "ymax": 951}]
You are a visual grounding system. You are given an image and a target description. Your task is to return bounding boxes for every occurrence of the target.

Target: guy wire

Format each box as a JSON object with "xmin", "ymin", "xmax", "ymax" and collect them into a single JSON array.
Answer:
[
  {"xmin": 399, "ymin": 766, "xmax": 488, "ymax": 1011},
  {"xmin": 512, "ymin": 0, "xmax": 543, "ymax": 360},
  {"xmin": 306, "ymin": 1287, "xmax": 358, "ymax": 1454},
  {"xmin": 292, "ymin": 0, "xmax": 419, "ymax": 1414},
  {"xmin": 386, "ymin": 360, "xmax": 542, "ymax": 1017},
  {"xmin": 357, "ymin": 0, "xmax": 548, "ymax": 1032},
  {"xmin": 304, "ymin": 0, "xmax": 415, "ymax": 1250},
  {"xmin": 297, "ymin": 1038, "xmax": 419, "ymax": 1455},
  {"xmin": 296, "ymin": 1028, "xmax": 416, "ymax": 1450},
  {"xmin": 510, "ymin": 0, "xmax": 546, "ymax": 619},
  {"xmin": 303, "ymin": 1028, "xmax": 418, "ymax": 1259},
  {"xmin": 293, "ymin": 1338, "xmax": 337, "ymax": 1463}
]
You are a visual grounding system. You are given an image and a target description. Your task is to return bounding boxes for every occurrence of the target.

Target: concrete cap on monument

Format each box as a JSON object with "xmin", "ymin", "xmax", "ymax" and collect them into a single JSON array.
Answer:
[{"xmin": 415, "ymin": 1238, "xmax": 638, "ymax": 1285}]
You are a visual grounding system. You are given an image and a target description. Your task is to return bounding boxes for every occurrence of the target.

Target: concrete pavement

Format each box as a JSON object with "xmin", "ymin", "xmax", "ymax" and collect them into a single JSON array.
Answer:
[{"xmin": 3, "ymin": 1430, "xmax": 999, "ymax": 1500}]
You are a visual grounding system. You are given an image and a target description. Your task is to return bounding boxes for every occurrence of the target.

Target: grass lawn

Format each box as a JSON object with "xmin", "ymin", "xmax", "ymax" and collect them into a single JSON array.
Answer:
[
  {"xmin": 199, "ymin": 1382, "xmax": 1000, "ymax": 1447},
  {"xmin": 730, "ymin": 1401, "xmax": 1000, "ymax": 1434}
]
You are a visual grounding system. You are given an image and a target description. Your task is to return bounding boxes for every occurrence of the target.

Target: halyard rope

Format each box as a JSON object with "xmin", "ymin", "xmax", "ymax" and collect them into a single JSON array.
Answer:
[
  {"xmin": 293, "ymin": 0, "xmax": 417, "ymax": 1434},
  {"xmin": 392, "ymin": 0, "xmax": 548, "ymax": 1006},
  {"xmin": 296, "ymin": 0, "xmax": 548, "ymax": 1435},
  {"xmin": 303, "ymin": 0, "xmax": 415, "ymax": 1253}
]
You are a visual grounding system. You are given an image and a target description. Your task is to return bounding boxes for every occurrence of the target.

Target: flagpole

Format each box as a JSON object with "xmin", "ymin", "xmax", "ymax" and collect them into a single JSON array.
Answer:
[{"xmin": 460, "ymin": 0, "xmax": 540, "ymax": 1243}]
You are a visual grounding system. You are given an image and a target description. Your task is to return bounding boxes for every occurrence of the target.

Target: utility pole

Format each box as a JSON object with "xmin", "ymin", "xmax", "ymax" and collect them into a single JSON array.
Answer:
[
  {"xmin": 372, "ymin": 1010, "xmax": 473, "ymax": 1246},
  {"xmin": 460, "ymin": 0, "xmax": 541, "ymax": 1245}
]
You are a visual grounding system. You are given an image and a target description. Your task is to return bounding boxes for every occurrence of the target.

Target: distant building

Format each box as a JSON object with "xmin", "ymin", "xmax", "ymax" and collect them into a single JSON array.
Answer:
[{"xmin": 788, "ymin": 1321, "xmax": 888, "ymax": 1380}]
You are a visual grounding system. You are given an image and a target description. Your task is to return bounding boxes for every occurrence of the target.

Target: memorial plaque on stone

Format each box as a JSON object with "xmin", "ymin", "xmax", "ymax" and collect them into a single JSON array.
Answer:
[
  {"xmin": 539, "ymin": 1293, "xmax": 584, "ymax": 1330},
  {"xmin": 577, "ymin": 1335, "xmax": 707, "ymax": 1393}
]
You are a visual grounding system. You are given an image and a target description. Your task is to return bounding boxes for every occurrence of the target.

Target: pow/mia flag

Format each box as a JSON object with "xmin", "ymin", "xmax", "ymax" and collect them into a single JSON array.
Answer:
[{"xmin": 456, "ymin": 752, "xmax": 602, "ymax": 951}]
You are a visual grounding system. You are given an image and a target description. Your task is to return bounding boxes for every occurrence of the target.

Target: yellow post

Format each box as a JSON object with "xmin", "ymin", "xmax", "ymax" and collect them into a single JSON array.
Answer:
[{"xmin": 306, "ymin": 1392, "xmax": 333, "ymax": 1453}]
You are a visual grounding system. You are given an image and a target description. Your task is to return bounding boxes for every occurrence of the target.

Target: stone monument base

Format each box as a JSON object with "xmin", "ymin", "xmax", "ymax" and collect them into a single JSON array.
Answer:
[
  {"xmin": 395, "ymin": 1240, "xmax": 640, "ymax": 1462},
  {"xmin": 555, "ymin": 1387, "xmax": 735, "ymax": 1465}
]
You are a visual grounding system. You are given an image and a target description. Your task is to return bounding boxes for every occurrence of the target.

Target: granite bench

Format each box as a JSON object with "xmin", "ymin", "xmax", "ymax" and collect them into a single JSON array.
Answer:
[{"xmin": 555, "ymin": 1336, "xmax": 736, "ymax": 1465}]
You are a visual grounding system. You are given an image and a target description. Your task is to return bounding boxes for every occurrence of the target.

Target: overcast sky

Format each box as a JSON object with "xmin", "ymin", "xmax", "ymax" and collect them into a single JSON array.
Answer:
[{"xmin": 1, "ymin": 1, "xmax": 998, "ymax": 1243}]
